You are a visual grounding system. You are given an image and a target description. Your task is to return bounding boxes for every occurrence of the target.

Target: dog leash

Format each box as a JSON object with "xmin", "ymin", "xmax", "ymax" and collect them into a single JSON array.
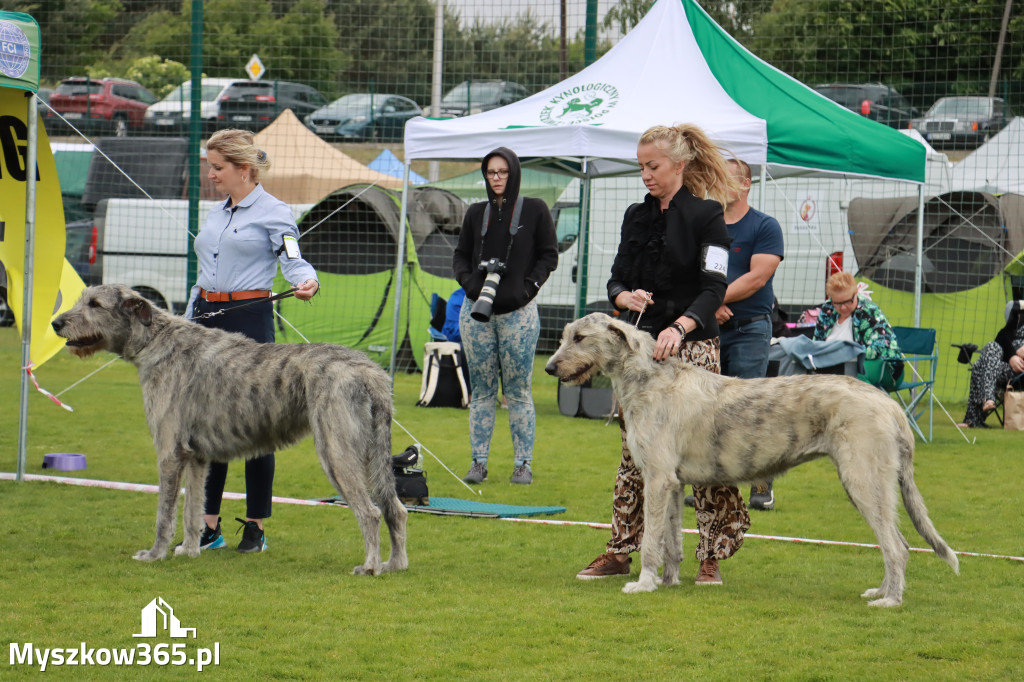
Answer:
[{"xmin": 192, "ymin": 287, "xmax": 299, "ymax": 321}]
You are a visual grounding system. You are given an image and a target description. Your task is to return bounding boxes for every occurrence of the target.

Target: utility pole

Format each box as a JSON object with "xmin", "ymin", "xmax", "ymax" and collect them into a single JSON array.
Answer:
[{"xmin": 988, "ymin": 0, "xmax": 1012, "ymax": 99}]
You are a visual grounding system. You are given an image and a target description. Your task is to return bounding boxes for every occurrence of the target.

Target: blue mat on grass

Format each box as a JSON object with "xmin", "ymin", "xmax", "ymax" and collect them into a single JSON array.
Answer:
[{"xmin": 318, "ymin": 495, "xmax": 566, "ymax": 518}]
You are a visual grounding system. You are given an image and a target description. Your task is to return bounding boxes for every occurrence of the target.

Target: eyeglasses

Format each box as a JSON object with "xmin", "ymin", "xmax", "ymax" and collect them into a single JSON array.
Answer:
[
  {"xmin": 833, "ymin": 295, "xmax": 858, "ymax": 307},
  {"xmin": 485, "ymin": 169, "xmax": 510, "ymax": 179}
]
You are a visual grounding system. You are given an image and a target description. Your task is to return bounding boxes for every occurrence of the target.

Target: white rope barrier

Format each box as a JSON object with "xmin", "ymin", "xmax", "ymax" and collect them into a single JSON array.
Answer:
[{"xmin": 3, "ymin": 472, "xmax": 1022, "ymax": 563}]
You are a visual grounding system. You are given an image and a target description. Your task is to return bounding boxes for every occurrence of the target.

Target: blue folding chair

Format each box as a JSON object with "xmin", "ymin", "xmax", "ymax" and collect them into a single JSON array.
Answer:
[{"xmin": 879, "ymin": 327, "xmax": 937, "ymax": 442}]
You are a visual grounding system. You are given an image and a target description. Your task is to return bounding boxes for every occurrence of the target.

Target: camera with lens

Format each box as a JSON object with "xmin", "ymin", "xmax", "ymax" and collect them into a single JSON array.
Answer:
[{"xmin": 470, "ymin": 258, "xmax": 506, "ymax": 322}]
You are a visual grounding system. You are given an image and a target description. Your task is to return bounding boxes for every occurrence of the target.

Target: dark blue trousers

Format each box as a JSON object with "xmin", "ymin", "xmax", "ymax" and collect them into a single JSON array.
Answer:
[{"xmin": 193, "ymin": 298, "xmax": 275, "ymax": 519}]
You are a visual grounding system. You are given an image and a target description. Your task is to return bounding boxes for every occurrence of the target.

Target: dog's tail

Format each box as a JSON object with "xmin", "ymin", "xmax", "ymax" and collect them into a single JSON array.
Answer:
[
  {"xmin": 366, "ymin": 379, "xmax": 399, "ymax": 509},
  {"xmin": 897, "ymin": 418, "xmax": 959, "ymax": 575}
]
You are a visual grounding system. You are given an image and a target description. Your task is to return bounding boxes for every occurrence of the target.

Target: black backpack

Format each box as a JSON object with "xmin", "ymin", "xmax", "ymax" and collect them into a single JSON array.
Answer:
[{"xmin": 416, "ymin": 341, "xmax": 470, "ymax": 408}]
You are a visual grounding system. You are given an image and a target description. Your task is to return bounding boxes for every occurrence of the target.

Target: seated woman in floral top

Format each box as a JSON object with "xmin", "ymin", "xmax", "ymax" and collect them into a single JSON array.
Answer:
[{"xmin": 813, "ymin": 272, "xmax": 903, "ymax": 390}]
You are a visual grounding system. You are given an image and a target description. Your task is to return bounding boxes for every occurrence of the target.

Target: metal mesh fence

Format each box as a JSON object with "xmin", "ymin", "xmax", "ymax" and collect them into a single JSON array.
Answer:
[{"xmin": 5, "ymin": 0, "xmax": 1023, "ymax": 403}]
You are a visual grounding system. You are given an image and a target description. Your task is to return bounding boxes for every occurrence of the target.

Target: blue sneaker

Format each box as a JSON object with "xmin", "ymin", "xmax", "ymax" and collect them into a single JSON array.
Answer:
[
  {"xmin": 174, "ymin": 517, "xmax": 225, "ymax": 552},
  {"xmin": 235, "ymin": 518, "xmax": 267, "ymax": 553},
  {"xmin": 199, "ymin": 518, "xmax": 227, "ymax": 550}
]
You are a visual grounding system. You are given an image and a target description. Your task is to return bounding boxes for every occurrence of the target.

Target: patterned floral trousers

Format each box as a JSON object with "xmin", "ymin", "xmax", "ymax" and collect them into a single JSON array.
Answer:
[
  {"xmin": 606, "ymin": 337, "xmax": 751, "ymax": 561},
  {"xmin": 963, "ymin": 341, "xmax": 1019, "ymax": 426}
]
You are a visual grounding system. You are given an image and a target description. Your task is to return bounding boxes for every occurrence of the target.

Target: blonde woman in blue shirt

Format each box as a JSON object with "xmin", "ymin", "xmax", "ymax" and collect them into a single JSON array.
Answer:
[{"xmin": 184, "ymin": 129, "xmax": 319, "ymax": 553}]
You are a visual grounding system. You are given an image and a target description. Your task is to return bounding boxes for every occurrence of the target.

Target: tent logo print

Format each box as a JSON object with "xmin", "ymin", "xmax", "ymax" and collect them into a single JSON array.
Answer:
[
  {"xmin": 0, "ymin": 20, "xmax": 32, "ymax": 79},
  {"xmin": 539, "ymin": 82, "xmax": 619, "ymax": 125},
  {"xmin": 799, "ymin": 197, "xmax": 817, "ymax": 222},
  {"xmin": 133, "ymin": 597, "xmax": 197, "ymax": 639}
]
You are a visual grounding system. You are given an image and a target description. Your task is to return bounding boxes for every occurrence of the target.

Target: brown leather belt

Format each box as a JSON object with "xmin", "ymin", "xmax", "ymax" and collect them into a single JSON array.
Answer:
[{"xmin": 199, "ymin": 288, "xmax": 271, "ymax": 303}]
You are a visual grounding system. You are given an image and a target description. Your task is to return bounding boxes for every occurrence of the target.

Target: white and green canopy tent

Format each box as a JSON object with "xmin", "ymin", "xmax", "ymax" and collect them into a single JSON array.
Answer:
[{"xmin": 395, "ymin": 0, "xmax": 928, "ymax": 373}]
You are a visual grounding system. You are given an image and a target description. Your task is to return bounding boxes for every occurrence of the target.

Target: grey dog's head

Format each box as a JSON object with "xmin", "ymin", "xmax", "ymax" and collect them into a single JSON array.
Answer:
[
  {"xmin": 544, "ymin": 313, "xmax": 643, "ymax": 384},
  {"xmin": 51, "ymin": 284, "xmax": 154, "ymax": 359}
]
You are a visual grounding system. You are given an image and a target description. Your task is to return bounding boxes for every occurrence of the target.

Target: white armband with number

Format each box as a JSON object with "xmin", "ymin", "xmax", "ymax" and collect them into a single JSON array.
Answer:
[
  {"xmin": 282, "ymin": 235, "xmax": 302, "ymax": 260},
  {"xmin": 702, "ymin": 244, "xmax": 729, "ymax": 279}
]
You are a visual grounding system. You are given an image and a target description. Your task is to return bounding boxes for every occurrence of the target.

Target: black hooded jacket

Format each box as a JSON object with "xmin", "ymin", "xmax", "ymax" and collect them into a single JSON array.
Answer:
[{"xmin": 452, "ymin": 147, "xmax": 559, "ymax": 316}]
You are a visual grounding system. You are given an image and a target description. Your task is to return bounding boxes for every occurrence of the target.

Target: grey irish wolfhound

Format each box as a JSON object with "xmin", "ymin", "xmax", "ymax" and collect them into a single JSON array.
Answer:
[
  {"xmin": 545, "ymin": 313, "xmax": 958, "ymax": 606},
  {"xmin": 51, "ymin": 284, "xmax": 407, "ymax": 575}
]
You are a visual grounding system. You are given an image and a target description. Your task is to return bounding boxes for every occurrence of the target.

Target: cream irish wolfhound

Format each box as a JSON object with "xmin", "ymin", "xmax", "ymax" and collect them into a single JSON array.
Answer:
[
  {"xmin": 545, "ymin": 313, "xmax": 958, "ymax": 606},
  {"xmin": 51, "ymin": 284, "xmax": 407, "ymax": 576}
]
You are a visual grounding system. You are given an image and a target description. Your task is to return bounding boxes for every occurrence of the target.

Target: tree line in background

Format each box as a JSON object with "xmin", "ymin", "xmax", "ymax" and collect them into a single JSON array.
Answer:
[{"xmin": 9, "ymin": 0, "xmax": 1024, "ymax": 109}]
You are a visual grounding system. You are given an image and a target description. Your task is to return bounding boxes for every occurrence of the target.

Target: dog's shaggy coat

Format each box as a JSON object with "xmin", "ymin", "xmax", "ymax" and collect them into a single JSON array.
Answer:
[
  {"xmin": 545, "ymin": 313, "xmax": 957, "ymax": 606},
  {"xmin": 52, "ymin": 285, "xmax": 407, "ymax": 575}
]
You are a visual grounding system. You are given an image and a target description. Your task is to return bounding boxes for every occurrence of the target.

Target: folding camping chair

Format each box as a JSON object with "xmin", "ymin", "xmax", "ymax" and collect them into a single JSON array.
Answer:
[{"xmin": 879, "ymin": 326, "xmax": 937, "ymax": 442}]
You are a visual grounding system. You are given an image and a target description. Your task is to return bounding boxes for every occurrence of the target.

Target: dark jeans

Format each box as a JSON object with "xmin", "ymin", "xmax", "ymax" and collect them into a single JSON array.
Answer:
[
  {"xmin": 720, "ymin": 318, "xmax": 771, "ymax": 380},
  {"xmin": 193, "ymin": 297, "xmax": 275, "ymax": 520}
]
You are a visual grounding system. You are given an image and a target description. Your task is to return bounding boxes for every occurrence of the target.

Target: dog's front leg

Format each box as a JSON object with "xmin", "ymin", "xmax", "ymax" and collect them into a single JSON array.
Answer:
[
  {"xmin": 174, "ymin": 458, "xmax": 209, "ymax": 558},
  {"xmin": 624, "ymin": 475, "xmax": 672, "ymax": 594},
  {"xmin": 134, "ymin": 451, "xmax": 185, "ymax": 561}
]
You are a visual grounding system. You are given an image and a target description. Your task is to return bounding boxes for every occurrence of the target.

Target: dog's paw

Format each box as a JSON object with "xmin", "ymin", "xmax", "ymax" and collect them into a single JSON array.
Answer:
[
  {"xmin": 173, "ymin": 544, "xmax": 200, "ymax": 558},
  {"xmin": 352, "ymin": 564, "xmax": 381, "ymax": 576},
  {"xmin": 660, "ymin": 573, "xmax": 680, "ymax": 587},
  {"xmin": 133, "ymin": 549, "xmax": 164, "ymax": 562},
  {"xmin": 867, "ymin": 596, "xmax": 902, "ymax": 608},
  {"xmin": 860, "ymin": 587, "xmax": 884, "ymax": 599},
  {"xmin": 623, "ymin": 579, "xmax": 658, "ymax": 594},
  {"xmin": 381, "ymin": 558, "xmax": 408, "ymax": 573}
]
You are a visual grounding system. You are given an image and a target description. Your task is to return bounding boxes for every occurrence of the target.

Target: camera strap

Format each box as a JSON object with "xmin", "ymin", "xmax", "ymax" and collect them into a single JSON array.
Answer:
[{"xmin": 479, "ymin": 195, "xmax": 525, "ymax": 264}]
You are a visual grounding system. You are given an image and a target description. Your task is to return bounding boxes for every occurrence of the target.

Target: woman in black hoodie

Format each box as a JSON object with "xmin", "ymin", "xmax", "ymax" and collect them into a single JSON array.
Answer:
[{"xmin": 453, "ymin": 147, "xmax": 558, "ymax": 485}]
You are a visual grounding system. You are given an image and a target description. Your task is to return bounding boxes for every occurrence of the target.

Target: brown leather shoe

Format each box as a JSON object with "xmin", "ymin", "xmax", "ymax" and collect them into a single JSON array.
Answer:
[
  {"xmin": 695, "ymin": 558, "xmax": 722, "ymax": 585},
  {"xmin": 576, "ymin": 552, "xmax": 631, "ymax": 580}
]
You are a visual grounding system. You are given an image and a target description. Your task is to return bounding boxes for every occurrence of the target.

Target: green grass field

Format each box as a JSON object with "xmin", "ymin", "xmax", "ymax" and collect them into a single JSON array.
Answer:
[{"xmin": 2, "ymin": 326, "xmax": 1022, "ymax": 680}]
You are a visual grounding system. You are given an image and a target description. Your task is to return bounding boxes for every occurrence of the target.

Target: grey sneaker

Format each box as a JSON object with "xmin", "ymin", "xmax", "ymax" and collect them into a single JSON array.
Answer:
[
  {"xmin": 510, "ymin": 463, "xmax": 532, "ymax": 485},
  {"xmin": 749, "ymin": 481, "xmax": 775, "ymax": 511},
  {"xmin": 464, "ymin": 461, "xmax": 488, "ymax": 484}
]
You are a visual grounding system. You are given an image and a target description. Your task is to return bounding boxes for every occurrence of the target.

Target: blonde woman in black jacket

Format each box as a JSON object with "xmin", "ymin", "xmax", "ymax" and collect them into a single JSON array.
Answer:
[
  {"xmin": 453, "ymin": 147, "xmax": 558, "ymax": 485},
  {"xmin": 577, "ymin": 124, "xmax": 751, "ymax": 585}
]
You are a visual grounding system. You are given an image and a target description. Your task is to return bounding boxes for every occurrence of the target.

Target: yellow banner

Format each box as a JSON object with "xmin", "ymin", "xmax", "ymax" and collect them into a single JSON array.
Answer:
[{"xmin": 0, "ymin": 87, "xmax": 85, "ymax": 367}]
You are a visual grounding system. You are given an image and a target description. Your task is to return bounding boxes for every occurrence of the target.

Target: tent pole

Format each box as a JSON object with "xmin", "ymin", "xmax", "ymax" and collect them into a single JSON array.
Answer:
[
  {"xmin": 758, "ymin": 164, "xmax": 766, "ymax": 212},
  {"xmin": 574, "ymin": 159, "xmax": 592, "ymax": 319},
  {"xmin": 914, "ymin": 185, "xmax": 924, "ymax": 327},
  {"xmin": 17, "ymin": 92, "xmax": 40, "ymax": 482},
  {"xmin": 390, "ymin": 165, "xmax": 413, "ymax": 382}
]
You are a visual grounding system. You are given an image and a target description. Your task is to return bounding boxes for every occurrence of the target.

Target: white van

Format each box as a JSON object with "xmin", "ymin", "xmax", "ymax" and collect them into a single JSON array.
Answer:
[
  {"xmin": 144, "ymin": 78, "xmax": 243, "ymax": 135},
  {"xmin": 533, "ymin": 175, "xmax": 860, "ymax": 350}
]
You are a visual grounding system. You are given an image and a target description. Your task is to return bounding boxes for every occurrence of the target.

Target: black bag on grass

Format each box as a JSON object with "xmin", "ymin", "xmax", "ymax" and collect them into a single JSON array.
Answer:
[{"xmin": 392, "ymin": 445, "xmax": 429, "ymax": 505}]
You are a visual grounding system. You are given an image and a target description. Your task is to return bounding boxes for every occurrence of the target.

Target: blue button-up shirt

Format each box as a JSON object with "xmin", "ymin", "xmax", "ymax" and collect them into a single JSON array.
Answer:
[{"xmin": 185, "ymin": 183, "xmax": 317, "ymax": 318}]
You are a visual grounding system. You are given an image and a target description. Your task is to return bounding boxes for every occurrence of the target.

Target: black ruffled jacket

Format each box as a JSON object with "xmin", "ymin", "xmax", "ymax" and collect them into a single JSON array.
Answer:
[
  {"xmin": 452, "ymin": 147, "xmax": 559, "ymax": 316},
  {"xmin": 607, "ymin": 187, "xmax": 731, "ymax": 341}
]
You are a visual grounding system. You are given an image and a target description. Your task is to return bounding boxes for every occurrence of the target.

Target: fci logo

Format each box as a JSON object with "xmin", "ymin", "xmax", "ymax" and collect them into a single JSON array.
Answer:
[{"xmin": 133, "ymin": 597, "xmax": 196, "ymax": 639}]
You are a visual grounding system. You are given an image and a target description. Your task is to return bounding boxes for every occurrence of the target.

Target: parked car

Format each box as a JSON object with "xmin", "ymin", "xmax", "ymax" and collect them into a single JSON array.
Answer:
[
  {"xmin": 912, "ymin": 96, "xmax": 1013, "ymax": 148},
  {"xmin": 216, "ymin": 80, "xmax": 329, "ymax": 131},
  {"xmin": 46, "ymin": 77, "xmax": 157, "ymax": 136},
  {"xmin": 439, "ymin": 80, "xmax": 528, "ymax": 117},
  {"xmin": 144, "ymin": 78, "xmax": 242, "ymax": 135},
  {"xmin": 813, "ymin": 83, "xmax": 918, "ymax": 129},
  {"xmin": 305, "ymin": 93, "xmax": 422, "ymax": 142}
]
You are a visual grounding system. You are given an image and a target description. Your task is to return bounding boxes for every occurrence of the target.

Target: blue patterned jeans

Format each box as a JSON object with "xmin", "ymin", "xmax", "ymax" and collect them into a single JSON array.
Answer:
[{"xmin": 459, "ymin": 299, "xmax": 540, "ymax": 467}]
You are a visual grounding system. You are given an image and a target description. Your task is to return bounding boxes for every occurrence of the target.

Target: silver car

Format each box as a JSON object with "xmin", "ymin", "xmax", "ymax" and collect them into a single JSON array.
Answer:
[{"xmin": 912, "ymin": 96, "xmax": 1013, "ymax": 149}]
